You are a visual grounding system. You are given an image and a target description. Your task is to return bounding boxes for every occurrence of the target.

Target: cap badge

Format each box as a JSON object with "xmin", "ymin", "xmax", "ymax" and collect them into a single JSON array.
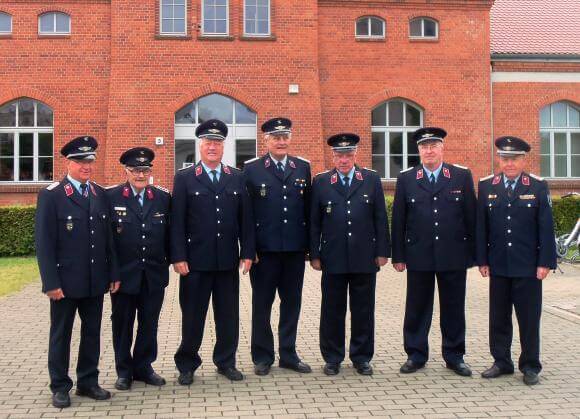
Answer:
[
  {"xmin": 338, "ymin": 141, "xmax": 349, "ymax": 147},
  {"xmin": 136, "ymin": 157, "xmax": 147, "ymax": 163},
  {"xmin": 423, "ymin": 133, "xmax": 434, "ymax": 138},
  {"xmin": 79, "ymin": 146, "xmax": 92, "ymax": 152},
  {"xmin": 275, "ymin": 125, "xmax": 286, "ymax": 130},
  {"xmin": 208, "ymin": 128, "xmax": 221, "ymax": 134}
]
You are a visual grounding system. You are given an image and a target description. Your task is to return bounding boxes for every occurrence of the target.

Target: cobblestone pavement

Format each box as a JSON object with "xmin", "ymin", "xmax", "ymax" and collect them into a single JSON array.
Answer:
[{"xmin": 1, "ymin": 264, "xmax": 579, "ymax": 418}]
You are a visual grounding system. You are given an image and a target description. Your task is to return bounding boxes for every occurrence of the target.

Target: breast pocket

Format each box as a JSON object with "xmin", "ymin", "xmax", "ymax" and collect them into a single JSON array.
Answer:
[
  {"xmin": 226, "ymin": 188, "xmax": 241, "ymax": 203},
  {"xmin": 518, "ymin": 199, "xmax": 538, "ymax": 209},
  {"xmin": 58, "ymin": 215, "xmax": 82, "ymax": 234},
  {"xmin": 114, "ymin": 214, "xmax": 132, "ymax": 234},
  {"xmin": 447, "ymin": 193, "xmax": 464, "ymax": 203},
  {"xmin": 189, "ymin": 190, "xmax": 209, "ymax": 200},
  {"xmin": 321, "ymin": 200, "xmax": 337, "ymax": 217},
  {"xmin": 406, "ymin": 196, "xmax": 423, "ymax": 206}
]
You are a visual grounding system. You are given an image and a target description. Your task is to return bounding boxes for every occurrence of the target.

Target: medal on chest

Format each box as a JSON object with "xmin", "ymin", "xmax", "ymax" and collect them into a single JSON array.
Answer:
[{"xmin": 66, "ymin": 215, "xmax": 74, "ymax": 231}]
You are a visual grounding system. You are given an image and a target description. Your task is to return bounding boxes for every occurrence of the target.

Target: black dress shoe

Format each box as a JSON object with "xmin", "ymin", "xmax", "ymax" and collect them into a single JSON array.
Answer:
[
  {"xmin": 217, "ymin": 367, "xmax": 244, "ymax": 381},
  {"xmin": 354, "ymin": 362, "xmax": 373, "ymax": 376},
  {"xmin": 279, "ymin": 360, "xmax": 312, "ymax": 374},
  {"xmin": 323, "ymin": 363, "xmax": 340, "ymax": 376},
  {"xmin": 523, "ymin": 371, "xmax": 539, "ymax": 386},
  {"xmin": 446, "ymin": 362, "xmax": 472, "ymax": 377},
  {"xmin": 135, "ymin": 372, "xmax": 166, "ymax": 386},
  {"xmin": 481, "ymin": 364, "xmax": 514, "ymax": 379},
  {"xmin": 52, "ymin": 392, "xmax": 71, "ymax": 408},
  {"xmin": 178, "ymin": 371, "xmax": 194, "ymax": 385},
  {"xmin": 254, "ymin": 363, "xmax": 271, "ymax": 376},
  {"xmin": 399, "ymin": 360, "xmax": 425, "ymax": 374},
  {"xmin": 75, "ymin": 385, "xmax": 111, "ymax": 400},
  {"xmin": 114, "ymin": 377, "xmax": 132, "ymax": 391}
]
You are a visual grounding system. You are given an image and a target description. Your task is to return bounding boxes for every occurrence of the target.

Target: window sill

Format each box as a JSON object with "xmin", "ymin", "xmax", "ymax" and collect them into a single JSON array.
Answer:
[
  {"xmin": 155, "ymin": 34, "xmax": 192, "ymax": 40},
  {"xmin": 409, "ymin": 37, "xmax": 439, "ymax": 43},
  {"xmin": 0, "ymin": 183, "xmax": 51, "ymax": 193},
  {"xmin": 197, "ymin": 34, "xmax": 235, "ymax": 41},
  {"xmin": 239, "ymin": 34, "xmax": 277, "ymax": 41},
  {"xmin": 355, "ymin": 37, "xmax": 385, "ymax": 42},
  {"xmin": 0, "ymin": 34, "xmax": 12, "ymax": 39},
  {"xmin": 38, "ymin": 34, "xmax": 71, "ymax": 39}
]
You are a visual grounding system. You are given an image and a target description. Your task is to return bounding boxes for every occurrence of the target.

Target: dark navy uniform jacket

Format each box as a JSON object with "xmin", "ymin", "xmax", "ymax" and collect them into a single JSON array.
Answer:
[
  {"xmin": 391, "ymin": 163, "xmax": 477, "ymax": 272},
  {"xmin": 310, "ymin": 166, "xmax": 390, "ymax": 274},
  {"xmin": 476, "ymin": 172, "xmax": 557, "ymax": 278},
  {"xmin": 106, "ymin": 182, "xmax": 171, "ymax": 295},
  {"xmin": 243, "ymin": 154, "xmax": 311, "ymax": 253},
  {"xmin": 35, "ymin": 177, "xmax": 119, "ymax": 298},
  {"xmin": 170, "ymin": 162, "xmax": 255, "ymax": 272}
]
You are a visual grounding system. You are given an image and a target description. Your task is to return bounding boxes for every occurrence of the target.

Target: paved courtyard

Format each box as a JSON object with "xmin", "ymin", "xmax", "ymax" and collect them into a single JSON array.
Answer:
[{"xmin": 1, "ymin": 264, "xmax": 579, "ymax": 418}]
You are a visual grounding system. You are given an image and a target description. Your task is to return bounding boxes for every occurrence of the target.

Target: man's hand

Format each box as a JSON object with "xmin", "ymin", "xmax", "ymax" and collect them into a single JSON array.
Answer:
[
  {"xmin": 173, "ymin": 261, "xmax": 189, "ymax": 276},
  {"xmin": 393, "ymin": 263, "xmax": 406, "ymax": 272},
  {"xmin": 479, "ymin": 265, "xmax": 490, "ymax": 277},
  {"xmin": 240, "ymin": 259, "xmax": 252, "ymax": 275},
  {"xmin": 46, "ymin": 288, "xmax": 65, "ymax": 301},
  {"xmin": 375, "ymin": 257, "xmax": 389, "ymax": 267},
  {"xmin": 254, "ymin": 255, "xmax": 260, "ymax": 264},
  {"xmin": 310, "ymin": 259, "xmax": 322, "ymax": 271},
  {"xmin": 537, "ymin": 266, "xmax": 551, "ymax": 280},
  {"xmin": 110, "ymin": 281, "xmax": 121, "ymax": 293}
]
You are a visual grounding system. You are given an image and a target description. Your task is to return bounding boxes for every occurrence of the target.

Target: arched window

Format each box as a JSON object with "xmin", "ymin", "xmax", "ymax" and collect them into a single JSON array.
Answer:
[
  {"xmin": 0, "ymin": 12, "xmax": 12, "ymax": 34},
  {"xmin": 409, "ymin": 17, "xmax": 438, "ymax": 39},
  {"xmin": 371, "ymin": 99, "xmax": 423, "ymax": 178},
  {"xmin": 0, "ymin": 98, "xmax": 54, "ymax": 182},
  {"xmin": 39, "ymin": 12, "xmax": 71, "ymax": 35},
  {"xmin": 540, "ymin": 101, "xmax": 580, "ymax": 178},
  {"xmin": 355, "ymin": 16, "xmax": 385, "ymax": 39},
  {"xmin": 174, "ymin": 93, "xmax": 257, "ymax": 171}
]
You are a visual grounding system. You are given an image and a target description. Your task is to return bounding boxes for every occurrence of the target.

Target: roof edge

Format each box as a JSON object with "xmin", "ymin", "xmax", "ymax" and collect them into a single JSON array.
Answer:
[{"xmin": 491, "ymin": 53, "xmax": 580, "ymax": 62}]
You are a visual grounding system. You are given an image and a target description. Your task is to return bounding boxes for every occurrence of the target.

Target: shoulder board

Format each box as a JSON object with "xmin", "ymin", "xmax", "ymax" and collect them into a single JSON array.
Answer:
[
  {"xmin": 105, "ymin": 184, "xmax": 119, "ymax": 190},
  {"xmin": 453, "ymin": 164, "xmax": 469, "ymax": 170},
  {"xmin": 314, "ymin": 170, "xmax": 330, "ymax": 177},
  {"xmin": 244, "ymin": 157, "xmax": 260, "ymax": 164},
  {"xmin": 400, "ymin": 167, "xmax": 414, "ymax": 173},
  {"xmin": 91, "ymin": 181, "xmax": 104, "ymax": 190},
  {"xmin": 178, "ymin": 165, "xmax": 192, "ymax": 171},
  {"xmin": 228, "ymin": 165, "xmax": 241, "ymax": 172},
  {"xmin": 153, "ymin": 185, "xmax": 170, "ymax": 194},
  {"xmin": 363, "ymin": 167, "xmax": 377, "ymax": 173},
  {"xmin": 46, "ymin": 181, "xmax": 60, "ymax": 191},
  {"xmin": 479, "ymin": 174, "xmax": 494, "ymax": 181},
  {"xmin": 529, "ymin": 173, "xmax": 544, "ymax": 181},
  {"xmin": 295, "ymin": 156, "xmax": 310, "ymax": 164}
]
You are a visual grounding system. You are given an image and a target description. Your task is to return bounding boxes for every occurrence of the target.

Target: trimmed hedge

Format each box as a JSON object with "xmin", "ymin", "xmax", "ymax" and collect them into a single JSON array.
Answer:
[{"xmin": 0, "ymin": 195, "xmax": 577, "ymax": 257}]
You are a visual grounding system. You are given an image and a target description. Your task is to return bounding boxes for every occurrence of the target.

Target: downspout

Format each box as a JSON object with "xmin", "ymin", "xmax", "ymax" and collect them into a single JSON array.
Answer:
[{"xmin": 490, "ymin": 62, "xmax": 495, "ymax": 174}]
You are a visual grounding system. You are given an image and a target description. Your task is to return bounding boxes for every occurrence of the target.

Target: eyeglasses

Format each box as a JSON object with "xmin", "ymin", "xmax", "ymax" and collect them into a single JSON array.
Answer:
[
  {"xmin": 127, "ymin": 167, "xmax": 152, "ymax": 176},
  {"xmin": 418, "ymin": 143, "xmax": 442, "ymax": 151}
]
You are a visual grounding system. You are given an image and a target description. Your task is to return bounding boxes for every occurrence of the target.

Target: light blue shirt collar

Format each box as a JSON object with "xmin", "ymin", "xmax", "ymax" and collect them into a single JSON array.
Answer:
[
  {"xmin": 338, "ymin": 167, "xmax": 356, "ymax": 185},
  {"xmin": 201, "ymin": 162, "xmax": 221, "ymax": 181},
  {"xmin": 423, "ymin": 164, "xmax": 443, "ymax": 181},
  {"xmin": 67, "ymin": 175, "xmax": 88, "ymax": 195},
  {"xmin": 269, "ymin": 154, "xmax": 288, "ymax": 170},
  {"xmin": 130, "ymin": 185, "xmax": 145, "ymax": 202},
  {"xmin": 503, "ymin": 174, "xmax": 521, "ymax": 187}
]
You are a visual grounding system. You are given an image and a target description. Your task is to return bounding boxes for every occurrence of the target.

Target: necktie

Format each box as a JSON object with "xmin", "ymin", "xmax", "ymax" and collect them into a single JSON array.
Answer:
[
  {"xmin": 343, "ymin": 176, "xmax": 350, "ymax": 194},
  {"xmin": 210, "ymin": 169, "xmax": 218, "ymax": 185},
  {"xmin": 430, "ymin": 173, "xmax": 436, "ymax": 184},
  {"xmin": 506, "ymin": 179, "xmax": 515, "ymax": 199},
  {"xmin": 136, "ymin": 193, "xmax": 143, "ymax": 207},
  {"xmin": 276, "ymin": 161, "xmax": 284, "ymax": 173},
  {"xmin": 80, "ymin": 183, "xmax": 88, "ymax": 198}
]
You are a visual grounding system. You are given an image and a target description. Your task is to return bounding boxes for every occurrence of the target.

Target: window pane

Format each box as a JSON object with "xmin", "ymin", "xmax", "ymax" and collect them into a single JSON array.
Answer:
[
  {"xmin": 540, "ymin": 131, "xmax": 550, "ymax": 154},
  {"xmin": 0, "ymin": 133, "xmax": 14, "ymax": 156},
  {"xmin": 175, "ymin": 140, "xmax": 196, "ymax": 171},
  {"xmin": 406, "ymin": 104, "xmax": 421, "ymax": 126},
  {"xmin": 235, "ymin": 139, "xmax": 256, "ymax": 169},
  {"xmin": 372, "ymin": 156, "xmax": 385, "ymax": 178},
  {"xmin": 540, "ymin": 106, "xmax": 551, "ymax": 127},
  {"xmin": 0, "ymin": 13, "xmax": 11, "ymax": 32},
  {"xmin": 409, "ymin": 19, "xmax": 421, "ymax": 36},
  {"xmin": 37, "ymin": 102, "xmax": 53, "ymax": 127},
  {"xmin": 162, "ymin": 19, "xmax": 173, "ymax": 33},
  {"xmin": 19, "ymin": 133, "xmax": 33, "ymax": 156},
  {"xmin": 216, "ymin": 6, "xmax": 227, "ymax": 19},
  {"xmin": 235, "ymin": 102, "xmax": 255, "ymax": 124},
  {"xmin": 204, "ymin": 19, "xmax": 215, "ymax": 33},
  {"xmin": 257, "ymin": 6, "xmax": 268, "ymax": 20},
  {"xmin": 372, "ymin": 132, "xmax": 385, "ymax": 154},
  {"xmin": 162, "ymin": 5, "xmax": 173, "ymax": 18},
  {"xmin": 19, "ymin": 158, "xmax": 33, "ymax": 181},
  {"xmin": 39, "ymin": 157, "xmax": 53, "ymax": 181},
  {"xmin": 18, "ymin": 99, "xmax": 35, "ymax": 127},
  {"xmin": 569, "ymin": 106, "xmax": 580, "ymax": 128},
  {"xmin": 39, "ymin": 133, "xmax": 53, "ymax": 156},
  {"xmin": 257, "ymin": 20, "xmax": 268, "ymax": 34},
  {"xmin": 0, "ymin": 102, "xmax": 16, "ymax": 127},
  {"xmin": 389, "ymin": 131, "xmax": 403, "ymax": 155},
  {"xmin": 215, "ymin": 19, "xmax": 227, "ymax": 34},
  {"xmin": 205, "ymin": 5, "xmax": 215, "ymax": 20},
  {"xmin": 198, "ymin": 94, "xmax": 233, "ymax": 124},
  {"xmin": 0, "ymin": 158, "xmax": 14, "ymax": 181},
  {"xmin": 572, "ymin": 155, "xmax": 580, "ymax": 177},
  {"xmin": 55, "ymin": 13, "xmax": 70, "ymax": 32},
  {"xmin": 371, "ymin": 104, "xmax": 386, "ymax": 126},
  {"xmin": 571, "ymin": 133, "xmax": 580, "ymax": 154},
  {"xmin": 39, "ymin": 14, "xmax": 54, "ymax": 32},
  {"xmin": 388, "ymin": 101, "xmax": 403, "ymax": 126},
  {"xmin": 356, "ymin": 19, "xmax": 368, "ymax": 36},
  {"xmin": 540, "ymin": 155, "xmax": 550, "ymax": 177},
  {"xmin": 174, "ymin": 4, "xmax": 185, "ymax": 19},
  {"xmin": 174, "ymin": 19, "xmax": 185, "ymax": 33},
  {"xmin": 370, "ymin": 18, "xmax": 383, "ymax": 36},
  {"xmin": 389, "ymin": 155, "xmax": 403, "ymax": 178},
  {"xmin": 407, "ymin": 134, "xmax": 419, "ymax": 155},
  {"xmin": 175, "ymin": 102, "xmax": 196, "ymax": 124},
  {"xmin": 554, "ymin": 133, "xmax": 567, "ymax": 154},
  {"xmin": 424, "ymin": 19, "xmax": 437, "ymax": 37},
  {"xmin": 245, "ymin": 20, "xmax": 256, "ymax": 34},
  {"xmin": 246, "ymin": 5, "xmax": 257, "ymax": 20},
  {"xmin": 552, "ymin": 102, "xmax": 568, "ymax": 127},
  {"xmin": 407, "ymin": 154, "xmax": 420, "ymax": 169},
  {"xmin": 555, "ymin": 155, "xmax": 567, "ymax": 177}
]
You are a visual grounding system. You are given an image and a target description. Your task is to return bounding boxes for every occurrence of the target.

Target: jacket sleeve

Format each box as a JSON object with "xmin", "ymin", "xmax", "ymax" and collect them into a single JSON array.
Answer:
[
  {"xmin": 35, "ymin": 189, "xmax": 60, "ymax": 293},
  {"xmin": 239, "ymin": 177, "xmax": 256, "ymax": 260},
  {"xmin": 537, "ymin": 181, "xmax": 557, "ymax": 269},
  {"xmin": 373, "ymin": 174, "xmax": 390, "ymax": 258},
  {"xmin": 303, "ymin": 164, "xmax": 312, "ymax": 239},
  {"xmin": 475, "ymin": 180, "xmax": 489, "ymax": 266},
  {"xmin": 170, "ymin": 171, "xmax": 188, "ymax": 263},
  {"xmin": 463, "ymin": 170, "xmax": 477, "ymax": 266},
  {"xmin": 105, "ymin": 191, "xmax": 120, "ymax": 283},
  {"xmin": 309, "ymin": 177, "xmax": 322, "ymax": 260},
  {"xmin": 390, "ymin": 175, "xmax": 407, "ymax": 263},
  {"xmin": 165, "ymin": 193, "xmax": 172, "ymax": 265}
]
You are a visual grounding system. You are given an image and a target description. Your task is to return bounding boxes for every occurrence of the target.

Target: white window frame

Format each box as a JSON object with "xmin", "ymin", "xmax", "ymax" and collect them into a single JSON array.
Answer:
[
  {"xmin": 201, "ymin": 0, "xmax": 229, "ymax": 36},
  {"xmin": 0, "ymin": 100, "xmax": 54, "ymax": 183},
  {"xmin": 371, "ymin": 100, "xmax": 423, "ymax": 179},
  {"xmin": 0, "ymin": 12, "xmax": 12, "ymax": 34},
  {"xmin": 38, "ymin": 12, "xmax": 71, "ymax": 35},
  {"xmin": 409, "ymin": 17, "xmax": 438, "ymax": 39},
  {"xmin": 540, "ymin": 102, "xmax": 580, "ymax": 178},
  {"xmin": 159, "ymin": 0, "xmax": 187, "ymax": 35},
  {"xmin": 355, "ymin": 16, "xmax": 385, "ymax": 39},
  {"xmin": 243, "ymin": 0, "xmax": 271, "ymax": 37}
]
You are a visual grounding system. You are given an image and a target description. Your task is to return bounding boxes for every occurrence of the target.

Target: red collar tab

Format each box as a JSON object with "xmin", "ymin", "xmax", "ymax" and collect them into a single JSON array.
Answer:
[
  {"xmin": 443, "ymin": 167, "xmax": 451, "ymax": 178},
  {"xmin": 330, "ymin": 173, "xmax": 338, "ymax": 184},
  {"xmin": 195, "ymin": 166, "xmax": 203, "ymax": 177},
  {"xmin": 64, "ymin": 183, "xmax": 74, "ymax": 197},
  {"xmin": 265, "ymin": 158, "xmax": 271, "ymax": 168},
  {"xmin": 289, "ymin": 160, "xmax": 296, "ymax": 169},
  {"xmin": 355, "ymin": 171, "xmax": 363, "ymax": 181},
  {"xmin": 223, "ymin": 165, "xmax": 231, "ymax": 175},
  {"xmin": 416, "ymin": 169, "xmax": 423, "ymax": 180},
  {"xmin": 492, "ymin": 175, "xmax": 501, "ymax": 185},
  {"xmin": 147, "ymin": 188, "xmax": 154, "ymax": 200},
  {"xmin": 122, "ymin": 186, "xmax": 130, "ymax": 197},
  {"xmin": 522, "ymin": 175, "xmax": 530, "ymax": 186}
]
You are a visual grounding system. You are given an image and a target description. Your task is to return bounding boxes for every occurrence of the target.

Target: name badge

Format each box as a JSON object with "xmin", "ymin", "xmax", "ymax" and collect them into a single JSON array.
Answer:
[{"xmin": 519, "ymin": 194, "xmax": 536, "ymax": 200}]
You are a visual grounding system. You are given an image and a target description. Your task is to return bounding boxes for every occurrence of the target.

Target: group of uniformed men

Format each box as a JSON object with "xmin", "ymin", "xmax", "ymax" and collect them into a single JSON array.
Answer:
[{"xmin": 35, "ymin": 117, "xmax": 557, "ymax": 409}]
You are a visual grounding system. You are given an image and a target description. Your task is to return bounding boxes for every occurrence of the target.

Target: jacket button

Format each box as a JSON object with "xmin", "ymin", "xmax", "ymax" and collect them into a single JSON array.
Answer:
[
  {"xmin": 142, "ymin": 223, "xmax": 145, "ymax": 228},
  {"xmin": 188, "ymin": 238, "xmax": 191, "ymax": 243},
  {"xmin": 216, "ymin": 208, "xmax": 220, "ymax": 212},
  {"xmin": 434, "ymin": 209, "xmax": 438, "ymax": 213},
  {"xmin": 435, "ymin": 236, "xmax": 439, "ymax": 240},
  {"xmin": 216, "ymin": 195, "xmax": 219, "ymax": 199},
  {"xmin": 507, "ymin": 216, "xmax": 511, "ymax": 220},
  {"xmin": 283, "ymin": 220, "xmax": 287, "ymax": 223},
  {"xmin": 347, "ymin": 201, "xmax": 350, "ymax": 205},
  {"xmin": 143, "ymin": 247, "xmax": 146, "ymax": 250},
  {"xmin": 508, "ymin": 242, "xmax": 512, "ymax": 246},
  {"xmin": 90, "ymin": 216, "xmax": 93, "ymax": 220},
  {"xmin": 283, "ymin": 196, "xmax": 287, "ymax": 200},
  {"xmin": 91, "ymin": 230, "xmax": 94, "ymax": 234},
  {"xmin": 348, "ymin": 232, "xmax": 352, "ymax": 236},
  {"xmin": 433, "ymin": 197, "xmax": 437, "ymax": 201},
  {"xmin": 507, "ymin": 229, "xmax": 511, "ymax": 234},
  {"xmin": 411, "ymin": 199, "xmax": 415, "ymax": 203},
  {"xmin": 217, "ymin": 220, "xmax": 221, "ymax": 224},
  {"xmin": 142, "ymin": 258, "xmax": 146, "ymax": 262},
  {"xmin": 91, "ymin": 259, "xmax": 94, "ymax": 263},
  {"xmin": 284, "ymin": 208, "xmax": 288, "ymax": 211},
  {"xmin": 142, "ymin": 235, "xmax": 145, "ymax": 239},
  {"xmin": 217, "ymin": 233, "xmax": 221, "ymax": 237},
  {"xmin": 435, "ymin": 222, "xmax": 439, "ymax": 226}
]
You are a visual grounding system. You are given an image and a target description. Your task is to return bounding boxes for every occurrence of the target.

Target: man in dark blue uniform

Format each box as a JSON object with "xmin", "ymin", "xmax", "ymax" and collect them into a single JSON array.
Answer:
[
  {"xmin": 106, "ymin": 147, "xmax": 171, "ymax": 391},
  {"xmin": 310, "ymin": 133, "xmax": 390, "ymax": 376},
  {"xmin": 476, "ymin": 136, "xmax": 557, "ymax": 386},
  {"xmin": 391, "ymin": 127, "xmax": 476, "ymax": 377},
  {"xmin": 35, "ymin": 136, "xmax": 120, "ymax": 408},
  {"xmin": 243, "ymin": 117, "xmax": 312, "ymax": 376},
  {"xmin": 171, "ymin": 119, "xmax": 255, "ymax": 384}
]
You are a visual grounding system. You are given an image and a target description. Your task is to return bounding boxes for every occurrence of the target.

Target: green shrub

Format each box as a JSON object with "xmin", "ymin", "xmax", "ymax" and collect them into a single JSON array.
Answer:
[
  {"xmin": 0, "ymin": 206, "xmax": 36, "ymax": 256},
  {"xmin": 552, "ymin": 196, "xmax": 580, "ymax": 236}
]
